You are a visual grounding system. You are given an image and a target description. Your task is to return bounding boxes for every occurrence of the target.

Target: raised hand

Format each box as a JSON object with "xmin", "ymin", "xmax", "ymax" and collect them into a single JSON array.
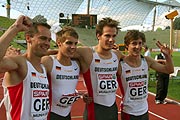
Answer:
[
  {"xmin": 12, "ymin": 15, "xmax": 33, "ymax": 32},
  {"xmin": 156, "ymin": 41, "xmax": 171, "ymax": 57}
]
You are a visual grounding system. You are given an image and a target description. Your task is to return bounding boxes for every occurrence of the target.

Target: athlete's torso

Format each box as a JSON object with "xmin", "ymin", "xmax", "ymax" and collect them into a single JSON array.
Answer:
[
  {"xmin": 120, "ymin": 57, "xmax": 149, "ymax": 115},
  {"xmin": 3, "ymin": 60, "xmax": 49, "ymax": 120},
  {"xmin": 50, "ymin": 57, "xmax": 80, "ymax": 117},
  {"xmin": 83, "ymin": 50, "xmax": 119, "ymax": 106}
]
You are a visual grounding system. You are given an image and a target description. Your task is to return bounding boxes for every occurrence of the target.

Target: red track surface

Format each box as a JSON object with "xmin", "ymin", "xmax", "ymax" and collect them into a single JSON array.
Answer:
[{"xmin": 0, "ymin": 74, "xmax": 180, "ymax": 120}]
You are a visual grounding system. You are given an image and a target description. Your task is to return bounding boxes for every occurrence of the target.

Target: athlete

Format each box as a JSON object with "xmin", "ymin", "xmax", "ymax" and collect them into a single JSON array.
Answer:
[
  {"xmin": 119, "ymin": 30, "xmax": 174, "ymax": 120},
  {"xmin": 42, "ymin": 26, "xmax": 84, "ymax": 120},
  {"xmin": 76, "ymin": 17, "xmax": 123, "ymax": 120},
  {"xmin": 0, "ymin": 15, "xmax": 51, "ymax": 120}
]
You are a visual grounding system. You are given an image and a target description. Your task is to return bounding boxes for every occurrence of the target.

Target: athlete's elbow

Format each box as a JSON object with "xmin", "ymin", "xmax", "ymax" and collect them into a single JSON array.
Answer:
[{"xmin": 168, "ymin": 68, "xmax": 174, "ymax": 74}]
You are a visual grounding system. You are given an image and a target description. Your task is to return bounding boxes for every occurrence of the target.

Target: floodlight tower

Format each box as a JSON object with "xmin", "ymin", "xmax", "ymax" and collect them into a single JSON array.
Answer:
[
  {"xmin": 152, "ymin": 0, "xmax": 157, "ymax": 31},
  {"xmin": 165, "ymin": 10, "xmax": 178, "ymax": 50},
  {"xmin": 87, "ymin": 0, "xmax": 90, "ymax": 15},
  {"xmin": 6, "ymin": 0, "xmax": 11, "ymax": 18}
]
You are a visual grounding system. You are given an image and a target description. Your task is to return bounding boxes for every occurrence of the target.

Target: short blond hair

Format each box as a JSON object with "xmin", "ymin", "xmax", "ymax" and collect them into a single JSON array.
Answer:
[{"xmin": 56, "ymin": 26, "xmax": 78, "ymax": 43}]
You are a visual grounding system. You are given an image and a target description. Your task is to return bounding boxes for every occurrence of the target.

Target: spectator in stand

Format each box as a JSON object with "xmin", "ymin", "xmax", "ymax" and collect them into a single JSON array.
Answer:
[{"xmin": 144, "ymin": 45, "xmax": 151, "ymax": 57}]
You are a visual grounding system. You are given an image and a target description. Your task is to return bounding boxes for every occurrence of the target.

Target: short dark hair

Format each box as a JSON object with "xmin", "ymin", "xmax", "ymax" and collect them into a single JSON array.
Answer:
[
  {"xmin": 25, "ymin": 22, "xmax": 51, "ymax": 37},
  {"xmin": 124, "ymin": 30, "xmax": 146, "ymax": 46},
  {"xmin": 96, "ymin": 17, "xmax": 119, "ymax": 36}
]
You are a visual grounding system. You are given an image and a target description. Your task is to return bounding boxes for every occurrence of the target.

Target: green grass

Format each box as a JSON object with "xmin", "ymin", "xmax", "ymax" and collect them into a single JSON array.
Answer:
[
  {"xmin": 0, "ymin": 16, "xmax": 173, "ymax": 48},
  {"xmin": 148, "ymin": 79, "xmax": 180, "ymax": 102},
  {"xmin": 151, "ymin": 51, "xmax": 180, "ymax": 67},
  {"xmin": 74, "ymin": 27, "xmax": 98, "ymax": 46},
  {"xmin": 73, "ymin": 27, "xmax": 171, "ymax": 48},
  {"xmin": 0, "ymin": 16, "xmax": 15, "ymax": 29},
  {"xmin": 149, "ymin": 51, "xmax": 180, "ymax": 101},
  {"xmin": 0, "ymin": 16, "xmax": 57, "ymax": 50}
]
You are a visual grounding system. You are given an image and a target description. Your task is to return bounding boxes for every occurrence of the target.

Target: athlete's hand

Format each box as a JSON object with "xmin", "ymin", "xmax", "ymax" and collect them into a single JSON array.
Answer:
[
  {"xmin": 5, "ymin": 46, "xmax": 21, "ymax": 56},
  {"xmin": 82, "ymin": 92, "xmax": 93, "ymax": 104},
  {"xmin": 13, "ymin": 15, "xmax": 32, "ymax": 32},
  {"xmin": 156, "ymin": 41, "xmax": 171, "ymax": 57}
]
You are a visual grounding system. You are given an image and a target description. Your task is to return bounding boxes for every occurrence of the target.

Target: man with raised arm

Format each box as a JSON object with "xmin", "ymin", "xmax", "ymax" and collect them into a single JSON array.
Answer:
[{"xmin": 0, "ymin": 15, "xmax": 51, "ymax": 120}]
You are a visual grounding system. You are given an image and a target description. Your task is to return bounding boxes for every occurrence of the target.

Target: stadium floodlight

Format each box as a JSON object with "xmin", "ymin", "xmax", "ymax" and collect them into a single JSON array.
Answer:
[
  {"xmin": 165, "ymin": 10, "xmax": 178, "ymax": 20},
  {"xmin": 165, "ymin": 10, "xmax": 178, "ymax": 51}
]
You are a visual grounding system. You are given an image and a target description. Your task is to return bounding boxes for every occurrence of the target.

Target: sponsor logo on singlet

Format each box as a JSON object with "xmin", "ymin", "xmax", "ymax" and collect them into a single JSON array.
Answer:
[
  {"xmin": 97, "ymin": 74, "xmax": 118, "ymax": 95},
  {"xmin": 126, "ymin": 74, "xmax": 147, "ymax": 82},
  {"xmin": 57, "ymin": 93, "xmax": 80, "ymax": 107},
  {"xmin": 56, "ymin": 75, "xmax": 79, "ymax": 80},
  {"xmin": 128, "ymin": 81, "xmax": 147, "ymax": 100},
  {"xmin": 94, "ymin": 67, "xmax": 117, "ymax": 72},
  {"xmin": 30, "ymin": 73, "xmax": 49, "ymax": 119}
]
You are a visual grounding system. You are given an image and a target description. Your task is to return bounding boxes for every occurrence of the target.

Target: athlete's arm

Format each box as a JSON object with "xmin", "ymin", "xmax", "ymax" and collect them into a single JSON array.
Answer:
[
  {"xmin": 76, "ymin": 46, "xmax": 93, "ymax": 73},
  {"xmin": 0, "ymin": 16, "xmax": 32, "ymax": 73},
  {"xmin": 146, "ymin": 41, "xmax": 174, "ymax": 74},
  {"xmin": 41, "ymin": 56, "xmax": 54, "ymax": 76}
]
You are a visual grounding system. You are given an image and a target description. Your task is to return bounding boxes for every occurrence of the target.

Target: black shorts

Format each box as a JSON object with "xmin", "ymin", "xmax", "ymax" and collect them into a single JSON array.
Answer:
[
  {"xmin": 83, "ymin": 102, "xmax": 118, "ymax": 120},
  {"xmin": 50, "ymin": 112, "xmax": 71, "ymax": 120},
  {"xmin": 121, "ymin": 111, "xmax": 149, "ymax": 120}
]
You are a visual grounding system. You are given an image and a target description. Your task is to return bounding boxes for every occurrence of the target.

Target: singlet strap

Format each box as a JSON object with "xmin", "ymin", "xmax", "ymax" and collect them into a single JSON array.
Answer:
[
  {"xmin": 0, "ymin": 83, "xmax": 7, "ymax": 108},
  {"xmin": 141, "ymin": 55, "xmax": 147, "ymax": 62},
  {"xmin": 91, "ymin": 46, "xmax": 95, "ymax": 53},
  {"xmin": 120, "ymin": 55, "xmax": 145, "ymax": 63},
  {"xmin": 120, "ymin": 58, "xmax": 123, "ymax": 62},
  {"xmin": 50, "ymin": 55, "xmax": 55, "ymax": 60},
  {"xmin": 141, "ymin": 55, "xmax": 144, "ymax": 58},
  {"xmin": 0, "ymin": 77, "xmax": 6, "ymax": 108}
]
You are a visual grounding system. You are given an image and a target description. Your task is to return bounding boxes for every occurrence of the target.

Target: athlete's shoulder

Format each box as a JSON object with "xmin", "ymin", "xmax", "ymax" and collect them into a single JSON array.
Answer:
[{"xmin": 112, "ymin": 49, "xmax": 124, "ymax": 60}]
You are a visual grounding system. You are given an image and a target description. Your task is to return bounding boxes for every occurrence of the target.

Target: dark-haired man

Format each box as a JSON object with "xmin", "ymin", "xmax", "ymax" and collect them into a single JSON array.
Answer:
[
  {"xmin": 77, "ymin": 17, "xmax": 123, "ymax": 120},
  {"xmin": 0, "ymin": 15, "xmax": 51, "ymax": 120}
]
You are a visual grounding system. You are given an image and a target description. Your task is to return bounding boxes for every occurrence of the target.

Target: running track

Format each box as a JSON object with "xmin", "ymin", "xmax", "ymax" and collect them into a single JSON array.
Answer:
[{"xmin": 0, "ymin": 74, "xmax": 180, "ymax": 120}]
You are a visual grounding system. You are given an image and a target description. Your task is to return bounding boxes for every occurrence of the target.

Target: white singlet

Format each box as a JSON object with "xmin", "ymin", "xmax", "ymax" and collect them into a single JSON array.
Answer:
[
  {"xmin": 50, "ymin": 57, "xmax": 80, "ymax": 117},
  {"xmin": 3, "ymin": 60, "xmax": 50, "ymax": 120},
  {"xmin": 83, "ymin": 50, "xmax": 119, "ymax": 107},
  {"xmin": 119, "ymin": 57, "xmax": 149, "ymax": 116}
]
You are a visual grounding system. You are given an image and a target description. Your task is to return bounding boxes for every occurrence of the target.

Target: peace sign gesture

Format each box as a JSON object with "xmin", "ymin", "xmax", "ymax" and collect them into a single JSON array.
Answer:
[{"xmin": 156, "ymin": 41, "xmax": 171, "ymax": 57}]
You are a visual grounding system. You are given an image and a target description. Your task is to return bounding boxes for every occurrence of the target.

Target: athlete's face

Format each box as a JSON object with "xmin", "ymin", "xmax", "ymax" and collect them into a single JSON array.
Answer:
[
  {"xmin": 97, "ymin": 26, "xmax": 117, "ymax": 51},
  {"xmin": 28, "ymin": 25, "xmax": 51, "ymax": 57},
  {"xmin": 59, "ymin": 36, "xmax": 78, "ymax": 58},
  {"xmin": 127, "ymin": 39, "xmax": 143, "ymax": 57}
]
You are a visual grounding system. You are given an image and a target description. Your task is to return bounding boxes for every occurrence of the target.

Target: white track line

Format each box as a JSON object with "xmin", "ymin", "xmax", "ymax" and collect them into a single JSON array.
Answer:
[
  {"xmin": 116, "ymin": 91, "xmax": 180, "ymax": 105},
  {"xmin": 148, "ymin": 92, "xmax": 180, "ymax": 105},
  {"xmin": 76, "ymin": 82, "xmax": 179, "ymax": 119},
  {"xmin": 115, "ymin": 92, "xmax": 169, "ymax": 120},
  {"xmin": 76, "ymin": 90, "xmax": 87, "ymax": 92},
  {"xmin": 148, "ymin": 111, "xmax": 167, "ymax": 120},
  {"xmin": 71, "ymin": 116, "xmax": 83, "ymax": 118},
  {"xmin": 116, "ymin": 94, "xmax": 122, "ymax": 99}
]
